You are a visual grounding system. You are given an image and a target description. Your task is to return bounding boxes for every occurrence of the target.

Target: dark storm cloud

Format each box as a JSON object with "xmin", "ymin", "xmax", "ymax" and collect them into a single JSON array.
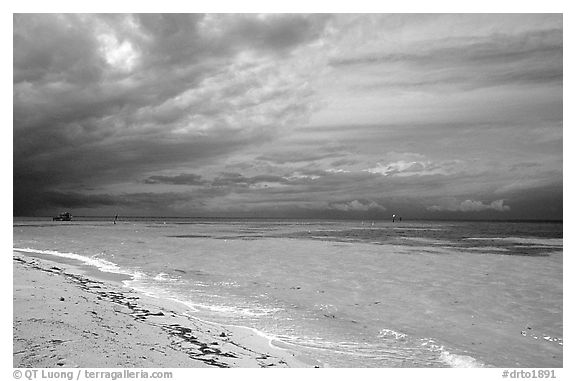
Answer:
[
  {"xmin": 14, "ymin": 13, "xmax": 329, "ymax": 215},
  {"xmin": 255, "ymin": 141, "xmax": 351, "ymax": 165},
  {"xmin": 144, "ymin": 173, "xmax": 207, "ymax": 185},
  {"xmin": 37, "ymin": 190, "xmax": 210, "ymax": 215},
  {"xmin": 143, "ymin": 172, "xmax": 291, "ymax": 187},
  {"xmin": 211, "ymin": 173, "xmax": 289, "ymax": 187},
  {"xmin": 14, "ymin": 14, "xmax": 562, "ymax": 219},
  {"xmin": 207, "ymin": 14, "xmax": 330, "ymax": 53},
  {"xmin": 256, "ymin": 150, "xmax": 347, "ymax": 164},
  {"xmin": 15, "ymin": 129, "xmax": 262, "ymax": 194}
]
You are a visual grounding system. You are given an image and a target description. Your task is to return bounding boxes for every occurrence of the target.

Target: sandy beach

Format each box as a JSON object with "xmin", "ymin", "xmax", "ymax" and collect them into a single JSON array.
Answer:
[{"xmin": 13, "ymin": 251, "xmax": 314, "ymax": 368}]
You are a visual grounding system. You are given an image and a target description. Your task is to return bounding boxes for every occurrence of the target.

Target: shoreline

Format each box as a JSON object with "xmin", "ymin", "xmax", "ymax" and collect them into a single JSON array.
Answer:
[
  {"xmin": 13, "ymin": 250, "xmax": 316, "ymax": 368},
  {"xmin": 13, "ymin": 222, "xmax": 563, "ymax": 368}
]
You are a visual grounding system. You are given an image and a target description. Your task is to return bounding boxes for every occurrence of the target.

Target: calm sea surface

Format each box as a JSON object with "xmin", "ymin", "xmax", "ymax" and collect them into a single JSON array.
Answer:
[{"xmin": 13, "ymin": 218, "xmax": 563, "ymax": 367}]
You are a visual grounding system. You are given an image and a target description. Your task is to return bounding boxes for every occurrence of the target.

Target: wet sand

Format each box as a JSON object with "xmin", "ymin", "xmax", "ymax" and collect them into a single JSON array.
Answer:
[{"xmin": 13, "ymin": 252, "xmax": 314, "ymax": 368}]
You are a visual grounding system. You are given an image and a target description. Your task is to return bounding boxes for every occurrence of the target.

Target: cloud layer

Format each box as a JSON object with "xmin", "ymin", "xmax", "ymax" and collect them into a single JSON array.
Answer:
[{"xmin": 14, "ymin": 14, "xmax": 562, "ymax": 220}]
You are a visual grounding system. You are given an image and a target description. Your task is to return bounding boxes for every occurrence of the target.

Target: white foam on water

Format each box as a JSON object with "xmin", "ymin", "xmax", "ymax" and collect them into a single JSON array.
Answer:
[
  {"xmin": 125, "ymin": 275, "xmax": 281, "ymax": 318},
  {"xmin": 214, "ymin": 281, "xmax": 241, "ymax": 288},
  {"xmin": 539, "ymin": 334, "xmax": 563, "ymax": 346},
  {"xmin": 378, "ymin": 328, "xmax": 407, "ymax": 340},
  {"xmin": 152, "ymin": 272, "xmax": 181, "ymax": 282},
  {"xmin": 181, "ymin": 300, "xmax": 280, "ymax": 317},
  {"xmin": 223, "ymin": 321, "xmax": 285, "ymax": 350},
  {"xmin": 439, "ymin": 351, "xmax": 484, "ymax": 368},
  {"xmin": 419, "ymin": 337, "xmax": 484, "ymax": 368},
  {"xmin": 173, "ymin": 310, "xmax": 294, "ymax": 354},
  {"xmin": 153, "ymin": 272, "xmax": 169, "ymax": 281},
  {"xmin": 271, "ymin": 332, "xmax": 447, "ymax": 367},
  {"xmin": 12, "ymin": 248, "xmax": 269, "ymax": 319},
  {"xmin": 14, "ymin": 247, "xmax": 141, "ymax": 278}
]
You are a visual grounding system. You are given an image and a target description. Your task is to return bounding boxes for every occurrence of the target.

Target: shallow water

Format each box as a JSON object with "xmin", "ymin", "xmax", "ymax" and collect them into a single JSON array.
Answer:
[{"xmin": 13, "ymin": 218, "xmax": 562, "ymax": 367}]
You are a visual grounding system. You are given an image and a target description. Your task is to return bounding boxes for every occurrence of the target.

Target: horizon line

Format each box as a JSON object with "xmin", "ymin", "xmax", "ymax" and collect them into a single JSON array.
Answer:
[{"xmin": 13, "ymin": 215, "xmax": 564, "ymax": 223}]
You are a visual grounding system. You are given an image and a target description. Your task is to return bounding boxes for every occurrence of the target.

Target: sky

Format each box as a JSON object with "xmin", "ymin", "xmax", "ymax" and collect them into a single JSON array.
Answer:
[{"xmin": 13, "ymin": 13, "xmax": 563, "ymax": 220}]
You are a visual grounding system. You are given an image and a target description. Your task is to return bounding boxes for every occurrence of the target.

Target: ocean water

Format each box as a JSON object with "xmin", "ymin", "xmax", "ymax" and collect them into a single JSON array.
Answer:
[{"xmin": 13, "ymin": 218, "xmax": 563, "ymax": 367}]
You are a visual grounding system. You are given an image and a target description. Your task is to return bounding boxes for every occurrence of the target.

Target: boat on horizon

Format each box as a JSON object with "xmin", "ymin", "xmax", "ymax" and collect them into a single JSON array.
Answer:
[{"xmin": 52, "ymin": 212, "xmax": 72, "ymax": 221}]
